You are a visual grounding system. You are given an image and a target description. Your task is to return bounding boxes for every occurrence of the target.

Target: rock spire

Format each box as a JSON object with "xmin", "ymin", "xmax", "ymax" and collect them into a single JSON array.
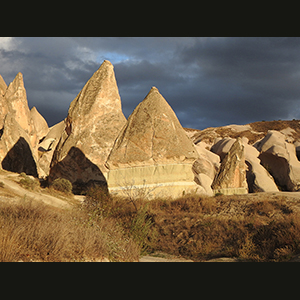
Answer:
[
  {"xmin": 49, "ymin": 60, "xmax": 127, "ymax": 191},
  {"xmin": 105, "ymin": 86, "xmax": 204, "ymax": 199}
]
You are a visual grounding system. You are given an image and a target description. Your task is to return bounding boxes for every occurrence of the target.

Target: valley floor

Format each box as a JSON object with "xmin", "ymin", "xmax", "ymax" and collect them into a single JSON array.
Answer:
[{"xmin": 2, "ymin": 169, "xmax": 300, "ymax": 262}]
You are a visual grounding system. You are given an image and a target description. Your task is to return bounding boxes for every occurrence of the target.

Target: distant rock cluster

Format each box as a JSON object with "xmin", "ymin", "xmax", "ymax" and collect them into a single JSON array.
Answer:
[{"xmin": 1, "ymin": 60, "xmax": 300, "ymax": 198}]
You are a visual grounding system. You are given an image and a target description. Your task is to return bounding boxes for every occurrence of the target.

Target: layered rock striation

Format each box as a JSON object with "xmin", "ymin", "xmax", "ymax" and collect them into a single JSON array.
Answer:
[{"xmin": 105, "ymin": 87, "xmax": 204, "ymax": 199}]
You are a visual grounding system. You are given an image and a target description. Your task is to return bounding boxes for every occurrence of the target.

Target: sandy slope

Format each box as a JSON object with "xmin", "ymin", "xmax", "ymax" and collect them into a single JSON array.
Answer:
[{"xmin": 0, "ymin": 170, "xmax": 72, "ymax": 208}]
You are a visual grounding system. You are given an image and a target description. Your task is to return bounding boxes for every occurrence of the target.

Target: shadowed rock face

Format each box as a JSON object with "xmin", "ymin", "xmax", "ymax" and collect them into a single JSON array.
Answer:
[
  {"xmin": 105, "ymin": 87, "xmax": 204, "ymax": 199},
  {"xmin": 50, "ymin": 147, "xmax": 107, "ymax": 194},
  {"xmin": 2, "ymin": 137, "xmax": 38, "ymax": 177},
  {"xmin": 49, "ymin": 60, "xmax": 126, "ymax": 186}
]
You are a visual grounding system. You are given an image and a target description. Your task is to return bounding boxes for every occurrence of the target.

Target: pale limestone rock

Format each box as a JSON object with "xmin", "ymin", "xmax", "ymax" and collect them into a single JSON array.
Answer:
[
  {"xmin": 49, "ymin": 61, "xmax": 127, "ymax": 189},
  {"xmin": 38, "ymin": 120, "xmax": 65, "ymax": 178},
  {"xmin": 0, "ymin": 75, "xmax": 8, "ymax": 129},
  {"xmin": 192, "ymin": 142, "xmax": 221, "ymax": 196},
  {"xmin": 106, "ymin": 86, "xmax": 204, "ymax": 199},
  {"xmin": 4, "ymin": 73, "xmax": 38, "ymax": 151},
  {"xmin": 0, "ymin": 73, "xmax": 41, "ymax": 177},
  {"xmin": 0, "ymin": 75, "xmax": 7, "ymax": 96},
  {"xmin": 212, "ymin": 138, "xmax": 248, "ymax": 195},
  {"xmin": 30, "ymin": 106, "xmax": 49, "ymax": 141},
  {"xmin": 244, "ymin": 143, "xmax": 279, "ymax": 193},
  {"xmin": 211, "ymin": 138, "xmax": 236, "ymax": 160},
  {"xmin": 211, "ymin": 137, "xmax": 278, "ymax": 193},
  {"xmin": 254, "ymin": 130, "xmax": 300, "ymax": 191}
]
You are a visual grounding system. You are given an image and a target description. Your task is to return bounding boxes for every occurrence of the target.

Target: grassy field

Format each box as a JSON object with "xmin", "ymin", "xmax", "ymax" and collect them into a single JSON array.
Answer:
[
  {"xmin": 1, "ymin": 184, "xmax": 300, "ymax": 262},
  {"xmin": 82, "ymin": 188, "xmax": 300, "ymax": 262},
  {"xmin": 0, "ymin": 199, "xmax": 139, "ymax": 262}
]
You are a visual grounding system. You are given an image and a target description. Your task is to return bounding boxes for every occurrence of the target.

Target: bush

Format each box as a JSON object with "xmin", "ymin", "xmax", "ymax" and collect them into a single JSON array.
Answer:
[
  {"xmin": 84, "ymin": 186, "xmax": 111, "ymax": 214},
  {"xmin": 51, "ymin": 178, "xmax": 73, "ymax": 194},
  {"xmin": 18, "ymin": 173, "xmax": 40, "ymax": 191},
  {"xmin": 129, "ymin": 205, "xmax": 155, "ymax": 255}
]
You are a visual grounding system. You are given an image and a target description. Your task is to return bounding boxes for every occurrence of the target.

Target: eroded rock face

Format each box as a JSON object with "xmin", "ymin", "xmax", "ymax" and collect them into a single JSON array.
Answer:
[
  {"xmin": 0, "ymin": 75, "xmax": 8, "ymax": 129},
  {"xmin": 0, "ymin": 114, "xmax": 38, "ymax": 177},
  {"xmin": 49, "ymin": 60, "xmax": 127, "ymax": 188},
  {"xmin": 0, "ymin": 73, "xmax": 40, "ymax": 177},
  {"xmin": 212, "ymin": 138, "xmax": 248, "ymax": 195},
  {"xmin": 254, "ymin": 130, "xmax": 300, "ymax": 191},
  {"xmin": 30, "ymin": 106, "xmax": 49, "ymax": 141},
  {"xmin": 192, "ymin": 142, "xmax": 220, "ymax": 196},
  {"xmin": 38, "ymin": 120, "xmax": 65, "ymax": 178},
  {"xmin": 211, "ymin": 137, "xmax": 278, "ymax": 193},
  {"xmin": 105, "ymin": 86, "xmax": 204, "ymax": 199},
  {"xmin": 244, "ymin": 142, "xmax": 279, "ymax": 193},
  {"xmin": 4, "ymin": 73, "xmax": 35, "ymax": 138}
]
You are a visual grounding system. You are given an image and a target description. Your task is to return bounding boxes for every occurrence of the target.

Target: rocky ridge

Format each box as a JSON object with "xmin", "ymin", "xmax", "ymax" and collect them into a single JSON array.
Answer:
[{"xmin": 1, "ymin": 61, "xmax": 300, "ymax": 197}]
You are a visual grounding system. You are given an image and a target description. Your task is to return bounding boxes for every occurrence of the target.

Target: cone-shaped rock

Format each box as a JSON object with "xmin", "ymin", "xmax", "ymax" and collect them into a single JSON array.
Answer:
[
  {"xmin": 0, "ymin": 73, "xmax": 40, "ymax": 176},
  {"xmin": 212, "ymin": 138, "xmax": 248, "ymax": 195},
  {"xmin": 105, "ymin": 87, "xmax": 204, "ymax": 199},
  {"xmin": 0, "ymin": 75, "xmax": 7, "ymax": 96},
  {"xmin": 0, "ymin": 75, "xmax": 8, "ymax": 129},
  {"xmin": 4, "ymin": 73, "xmax": 34, "ymax": 135},
  {"xmin": 49, "ymin": 60, "xmax": 127, "ymax": 190},
  {"xmin": 30, "ymin": 106, "xmax": 49, "ymax": 141}
]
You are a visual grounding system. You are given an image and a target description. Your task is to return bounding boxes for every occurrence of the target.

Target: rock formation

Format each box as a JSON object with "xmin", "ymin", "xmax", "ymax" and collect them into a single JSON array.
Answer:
[
  {"xmin": 212, "ymin": 138, "xmax": 248, "ymax": 195},
  {"xmin": 254, "ymin": 130, "xmax": 300, "ymax": 191},
  {"xmin": 0, "ymin": 75, "xmax": 8, "ymax": 129},
  {"xmin": 105, "ymin": 86, "xmax": 204, "ymax": 199},
  {"xmin": 4, "ymin": 73, "xmax": 37, "ymax": 144},
  {"xmin": 38, "ymin": 120, "xmax": 65, "ymax": 178},
  {"xmin": 192, "ymin": 142, "xmax": 220, "ymax": 196},
  {"xmin": 30, "ymin": 106, "xmax": 49, "ymax": 142},
  {"xmin": 211, "ymin": 137, "xmax": 279, "ymax": 193},
  {"xmin": 0, "ymin": 73, "xmax": 40, "ymax": 177},
  {"xmin": 244, "ymin": 140, "xmax": 279, "ymax": 193},
  {"xmin": 49, "ymin": 60, "xmax": 127, "ymax": 190}
]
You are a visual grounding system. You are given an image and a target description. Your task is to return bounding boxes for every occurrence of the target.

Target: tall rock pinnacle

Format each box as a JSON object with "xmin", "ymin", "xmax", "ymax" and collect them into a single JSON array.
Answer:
[{"xmin": 49, "ymin": 60, "xmax": 127, "ymax": 191}]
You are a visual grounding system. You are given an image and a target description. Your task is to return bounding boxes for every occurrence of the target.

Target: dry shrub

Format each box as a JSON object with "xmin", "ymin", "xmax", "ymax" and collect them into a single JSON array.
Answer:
[
  {"xmin": 122, "ymin": 193, "xmax": 300, "ymax": 261},
  {"xmin": 18, "ymin": 173, "xmax": 40, "ymax": 191},
  {"xmin": 50, "ymin": 178, "xmax": 73, "ymax": 194},
  {"xmin": 0, "ymin": 200, "xmax": 139, "ymax": 262}
]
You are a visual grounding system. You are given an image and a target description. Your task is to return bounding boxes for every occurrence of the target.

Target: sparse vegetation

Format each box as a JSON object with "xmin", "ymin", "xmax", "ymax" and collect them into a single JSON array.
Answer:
[
  {"xmin": 82, "ymin": 189, "xmax": 300, "ymax": 262},
  {"xmin": 50, "ymin": 178, "xmax": 73, "ymax": 194},
  {"xmin": 0, "ymin": 199, "xmax": 139, "ymax": 262},
  {"xmin": 18, "ymin": 173, "xmax": 40, "ymax": 191},
  {"xmin": 2, "ymin": 182, "xmax": 300, "ymax": 262}
]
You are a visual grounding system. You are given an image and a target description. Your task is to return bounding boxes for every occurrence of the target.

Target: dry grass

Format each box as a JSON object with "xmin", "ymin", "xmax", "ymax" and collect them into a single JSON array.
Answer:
[
  {"xmin": 142, "ymin": 194, "xmax": 300, "ymax": 261},
  {"xmin": 0, "ymin": 199, "xmax": 139, "ymax": 262},
  {"xmin": 2, "ymin": 185, "xmax": 300, "ymax": 262},
  {"xmin": 87, "ymin": 191, "xmax": 300, "ymax": 262}
]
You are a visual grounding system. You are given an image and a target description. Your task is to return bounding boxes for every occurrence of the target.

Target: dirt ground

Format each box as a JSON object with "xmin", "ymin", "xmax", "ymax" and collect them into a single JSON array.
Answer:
[{"xmin": 0, "ymin": 170, "xmax": 74, "ymax": 208}]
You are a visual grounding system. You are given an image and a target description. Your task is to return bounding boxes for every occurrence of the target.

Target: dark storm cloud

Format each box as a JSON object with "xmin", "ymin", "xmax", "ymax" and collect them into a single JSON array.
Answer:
[{"xmin": 2, "ymin": 37, "xmax": 300, "ymax": 129}]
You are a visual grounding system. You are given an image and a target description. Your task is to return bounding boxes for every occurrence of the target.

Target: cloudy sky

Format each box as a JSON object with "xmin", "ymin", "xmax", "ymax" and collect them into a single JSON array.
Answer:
[{"xmin": 1, "ymin": 37, "xmax": 300, "ymax": 130}]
